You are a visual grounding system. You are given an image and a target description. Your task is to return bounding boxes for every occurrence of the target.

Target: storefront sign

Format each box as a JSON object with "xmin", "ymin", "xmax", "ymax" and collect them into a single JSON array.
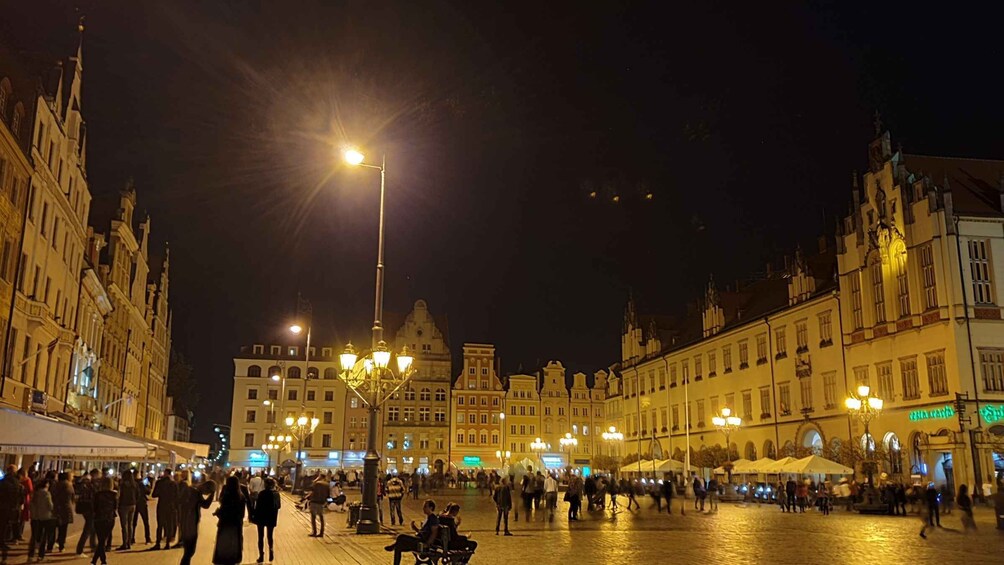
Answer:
[
  {"xmin": 541, "ymin": 456, "xmax": 564, "ymax": 468},
  {"xmin": 327, "ymin": 451, "xmax": 340, "ymax": 460},
  {"xmin": 248, "ymin": 451, "xmax": 267, "ymax": 461},
  {"xmin": 980, "ymin": 404, "xmax": 1004, "ymax": 424},
  {"xmin": 462, "ymin": 456, "xmax": 481, "ymax": 466},
  {"xmin": 908, "ymin": 405, "xmax": 955, "ymax": 422}
]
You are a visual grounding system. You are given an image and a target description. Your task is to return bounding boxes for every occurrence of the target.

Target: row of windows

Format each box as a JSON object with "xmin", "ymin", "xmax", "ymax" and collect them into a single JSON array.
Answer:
[
  {"xmin": 386, "ymin": 406, "xmax": 446, "ymax": 422},
  {"xmin": 456, "ymin": 395, "xmax": 500, "ymax": 407}
]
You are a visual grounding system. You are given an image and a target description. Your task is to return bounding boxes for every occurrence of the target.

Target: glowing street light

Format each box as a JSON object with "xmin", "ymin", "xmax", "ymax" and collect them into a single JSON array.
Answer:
[
  {"xmin": 846, "ymin": 384, "xmax": 883, "ymax": 487},
  {"xmin": 712, "ymin": 407, "xmax": 742, "ymax": 480},
  {"xmin": 343, "ymin": 148, "xmax": 365, "ymax": 166}
]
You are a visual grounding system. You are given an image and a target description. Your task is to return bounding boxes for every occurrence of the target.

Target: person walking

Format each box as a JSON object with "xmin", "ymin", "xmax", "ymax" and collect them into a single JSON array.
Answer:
[
  {"xmin": 0, "ymin": 465, "xmax": 21, "ymax": 564},
  {"xmin": 543, "ymin": 473, "xmax": 558, "ymax": 522},
  {"xmin": 51, "ymin": 472, "xmax": 74, "ymax": 552},
  {"xmin": 27, "ymin": 479, "xmax": 54, "ymax": 562},
  {"xmin": 519, "ymin": 474, "xmax": 533, "ymax": 521},
  {"xmin": 75, "ymin": 470, "xmax": 99, "ymax": 556},
  {"xmin": 212, "ymin": 476, "xmax": 249, "ymax": 565},
  {"xmin": 692, "ymin": 476, "xmax": 706, "ymax": 512},
  {"xmin": 308, "ymin": 476, "xmax": 328, "ymax": 537},
  {"xmin": 116, "ymin": 470, "xmax": 139, "ymax": 551},
  {"xmin": 151, "ymin": 469, "xmax": 178, "ymax": 550},
  {"xmin": 566, "ymin": 475, "xmax": 583, "ymax": 521},
  {"xmin": 920, "ymin": 482, "xmax": 941, "ymax": 539},
  {"xmin": 661, "ymin": 477, "xmax": 674, "ymax": 514},
  {"xmin": 958, "ymin": 484, "xmax": 977, "ymax": 532},
  {"xmin": 625, "ymin": 479, "xmax": 639, "ymax": 511},
  {"xmin": 817, "ymin": 482, "xmax": 831, "ymax": 516},
  {"xmin": 251, "ymin": 478, "xmax": 280, "ymax": 563},
  {"xmin": 92, "ymin": 478, "xmax": 118, "ymax": 565},
  {"xmin": 248, "ymin": 472, "xmax": 265, "ymax": 507},
  {"xmin": 493, "ymin": 478, "xmax": 513, "ymax": 535},
  {"xmin": 177, "ymin": 479, "xmax": 214, "ymax": 565},
  {"xmin": 707, "ymin": 477, "xmax": 719, "ymax": 512},
  {"xmin": 132, "ymin": 475, "xmax": 151, "ymax": 546},
  {"xmin": 386, "ymin": 475, "xmax": 405, "ymax": 526}
]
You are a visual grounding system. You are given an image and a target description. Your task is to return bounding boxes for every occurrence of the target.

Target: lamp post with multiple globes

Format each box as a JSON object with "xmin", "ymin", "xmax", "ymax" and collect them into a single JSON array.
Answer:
[
  {"xmin": 261, "ymin": 434, "xmax": 291, "ymax": 475},
  {"xmin": 845, "ymin": 384, "xmax": 883, "ymax": 488},
  {"xmin": 711, "ymin": 406, "xmax": 742, "ymax": 484},
  {"xmin": 559, "ymin": 432, "xmax": 578, "ymax": 470},
  {"xmin": 601, "ymin": 426, "xmax": 624, "ymax": 477},
  {"xmin": 530, "ymin": 437, "xmax": 550, "ymax": 471}
]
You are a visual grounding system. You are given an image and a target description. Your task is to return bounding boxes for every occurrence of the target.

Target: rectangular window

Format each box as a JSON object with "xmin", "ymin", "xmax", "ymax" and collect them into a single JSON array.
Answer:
[
  {"xmin": 896, "ymin": 252, "xmax": 910, "ymax": 318},
  {"xmin": 774, "ymin": 327, "xmax": 787, "ymax": 358},
  {"xmin": 778, "ymin": 383, "xmax": 791, "ymax": 416},
  {"xmin": 435, "ymin": 409, "xmax": 445, "ymax": 422},
  {"xmin": 823, "ymin": 372, "xmax": 837, "ymax": 409},
  {"xmin": 244, "ymin": 433, "xmax": 254, "ymax": 447},
  {"xmin": 321, "ymin": 434, "xmax": 331, "ymax": 448},
  {"xmin": 324, "ymin": 390, "xmax": 333, "ymax": 402},
  {"xmin": 854, "ymin": 366, "xmax": 869, "ymax": 387},
  {"xmin": 900, "ymin": 357, "xmax": 920, "ymax": 400},
  {"xmin": 388, "ymin": 407, "xmax": 400, "ymax": 421},
  {"xmin": 742, "ymin": 390, "xmax": 752, "ymax": 420},
  {"xmin": 696, "ymin": 400, "xmax": 705, "ymax": 427},
  {"xmin": 306, "ymin": 390, "xmax": 315, "ymax": 401},
  {"xmin": 245, "ymin": 410, "xmax": 256, "ymax": 423},
  {"xmin": 739, "ymin": 341, "xmax": 749, "ymax": 368},
  {"xmin": 648, "ymin": 369, "xmax": 655, "ymax": 392},
  {"xmin": 723, "ymin": 346, "xmax": 732, "ymax": 372},
  {"xmin": 872, "ymin": 262, "xmax": 886, "ymax": 323},
  {"xmin": 969, "ymin": 239, "xmax": 994, "ymax": 304},
  {"xmin": 658, "ymin": 367, "xmax": 666, "ymax": 389},
  {"xmin": 850, "ymin": 271, "xmax": 864, "ymax": 329},
  {"xmin": 671, "ymin": 405, "xmax": 679, "ymax": 430},
  {"xmin": 795, "ymin": 321, "xmax": 808, "ymax": 351},
  {"xmin": 268, "ymin": 389, "xmax": 277, "ymax": 400},
  {"xmin": 480, "ymin": 413, "xmax": 487, "ymax": 424},
  {"xmin": 288, "ymin": 389, "xmax": 297, "ymax": 401},
  {"xmin": 877, "ymin": 362, "xmax": 894, "ymax": 401},
  {"xmin": 708, "ymin": 351, "xmax": 717, "ymax": 376},
  {"xmin": 980, "ymin": 350, "xmax": 1004, "ymax": 392},
  {"xmin": 670, "ymin": 364, "xmax": 678, "ymax": 386},
  {"xmin": 799, "ymin": 378, "xmax": 812, "ymax": 412},
  {"xmin": 323, "ymin": 411, "xmax": 333, "ymax": 424},
  {"xmin": 759, "ymin": 387, "xmax": 771, "ymax": 418},
  {"xmin": 818, "ymin": 311, "xmax": 832, "ymax": 345},
  {"xmin": 468, "ymin": 413, "xmax": 475, "ymax": 423},
  {"xmin": 419, "ymin": 408, "xmax": 430, "ymax": 421},
  {"xmin": 247, "ymin": 388, "xmax": 258, "ymax": 400},
  {"xmin": 694, "ymin": 356, "xmax": 702, "ymax": 380},
  {"xmin": 350, "ymin": 397, "xmax": 358, "ymax": 409},
  {"xmin": 456, "ymin": 434, "xmax": 463, "ymax": 444},
  {"xmin": 266, "ymin": 411, "xmax": 275, "ymax": 424},
  {"xmin": 756, "ymin": 334, "xmax": 767, "ymax": 364},
  {"xmin": 710, "ymin": 396, "xmax": 719, "ymax": 416},
  {"xmin": 921, "ymin": 244, "xmax": 938, "ymax": 310},
  {"xmin": 926, "ymin": 351, "xmax": 949, "ymax": 396}
]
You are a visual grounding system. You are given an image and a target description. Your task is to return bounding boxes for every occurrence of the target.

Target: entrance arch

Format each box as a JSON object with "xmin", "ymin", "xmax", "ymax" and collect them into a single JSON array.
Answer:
[
  {"xmin": 744, "ymin": 441, "xmax": 757, "ymax": 461},
  {"xmin": 883, "ymin": 432, "xmax": 903, "ymax": 475},
  {"xmin": 802, "ymin": 429, "xmax": 823, "ymax": 454}
]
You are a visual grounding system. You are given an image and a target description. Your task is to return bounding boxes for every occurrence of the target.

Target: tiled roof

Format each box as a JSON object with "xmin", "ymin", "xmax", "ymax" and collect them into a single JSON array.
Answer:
[{"xmin": 903, "ymin": 154, "xmax": 1004, "ymax": 216}]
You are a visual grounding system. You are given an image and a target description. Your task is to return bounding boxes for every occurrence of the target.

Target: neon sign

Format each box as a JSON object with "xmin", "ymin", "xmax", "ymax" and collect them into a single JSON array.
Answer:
[
  {"xmin": 463, "ymin": 456, "xmax": 481, "ymax": 466},
  {"xmin": 980, "ymin": 404, "xmax": 1004, "ymax": 424},
  {"xmin": 908, "ymin": 405, "xmax": 955, "ymax": 422}
]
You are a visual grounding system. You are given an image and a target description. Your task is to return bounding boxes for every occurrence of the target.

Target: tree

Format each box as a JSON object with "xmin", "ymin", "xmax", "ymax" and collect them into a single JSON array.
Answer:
[{"xmin": 167, "ymin": 348, "xmax": 199, "ymax": 422}]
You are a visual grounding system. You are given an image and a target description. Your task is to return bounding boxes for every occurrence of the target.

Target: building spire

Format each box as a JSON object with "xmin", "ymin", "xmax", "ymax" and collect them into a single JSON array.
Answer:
[{"xmin": 873, "ymin": 110, "xmax": 883, "ymax": 137}]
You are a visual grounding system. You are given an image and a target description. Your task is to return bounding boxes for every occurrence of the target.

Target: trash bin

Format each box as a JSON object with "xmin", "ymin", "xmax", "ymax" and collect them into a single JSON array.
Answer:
[{"xmin": 348, "ymin": 502, "xmax": 361, "ymax": 527}]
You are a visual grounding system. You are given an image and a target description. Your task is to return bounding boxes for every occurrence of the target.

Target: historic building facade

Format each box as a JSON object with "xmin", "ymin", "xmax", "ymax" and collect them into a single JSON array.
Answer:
[
  {"xmin": 450, "ymin": 343, "xmax": 504, "ymax": 470},
  {"xmin": 503, "ymin": 373, "xmax": 539, "ymax": 466}
]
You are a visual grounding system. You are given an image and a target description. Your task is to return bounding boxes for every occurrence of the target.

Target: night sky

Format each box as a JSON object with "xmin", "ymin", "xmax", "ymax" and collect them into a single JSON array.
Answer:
[{"xmin": 5, "ymin": 1, "xmax": 1004, "ymax": 442}]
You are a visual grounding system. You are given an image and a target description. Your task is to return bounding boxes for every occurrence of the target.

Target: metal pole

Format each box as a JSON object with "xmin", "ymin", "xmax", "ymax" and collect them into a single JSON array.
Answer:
[
  {"xmin": 682, "ymin": 366, "xmax": 690, "ymax": 516},
  {"xmin": 358, "ymin": 155, "xmax": 387, "ymax": 534},
  {"xmin": 294, "ymin": 327, "xmax": 311, "ymax": 492}
]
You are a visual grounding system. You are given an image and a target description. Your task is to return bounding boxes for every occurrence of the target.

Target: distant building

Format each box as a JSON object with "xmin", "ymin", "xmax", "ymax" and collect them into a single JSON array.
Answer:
[{"xmin": 450, "ymin": 344, "xmax": 504, "ymax": 471}]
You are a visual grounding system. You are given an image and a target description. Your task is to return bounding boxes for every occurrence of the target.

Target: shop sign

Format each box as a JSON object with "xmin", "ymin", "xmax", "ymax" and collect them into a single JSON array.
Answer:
[
  {"xmin": 248, "ymin": 452, "xmax": 267, "ymax": 461},
  {"xmin": 908, "ymin": 405, "xmax": 955, "ymax": 422},
  {"xmin": 980, "ymin": 404, "xmax": 1004, "ymax": 424},
  {"xmin": 541, "ymin": 456, "xmax": 563, "ymax": 468},
  {"xmin": 462, "ymin": 456, "xmax": 481, "ymax": 466}
]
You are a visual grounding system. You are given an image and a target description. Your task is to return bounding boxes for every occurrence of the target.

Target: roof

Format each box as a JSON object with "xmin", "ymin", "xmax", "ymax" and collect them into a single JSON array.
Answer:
[{"xmin": 903, "ymin": 154, "xmax": 1004, "ymax": 216}]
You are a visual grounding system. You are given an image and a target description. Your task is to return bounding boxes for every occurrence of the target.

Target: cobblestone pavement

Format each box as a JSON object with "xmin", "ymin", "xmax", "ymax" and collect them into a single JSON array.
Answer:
[{"xmin": 4, "ymin": 488, "xmax": 1004, "ymax": 564}]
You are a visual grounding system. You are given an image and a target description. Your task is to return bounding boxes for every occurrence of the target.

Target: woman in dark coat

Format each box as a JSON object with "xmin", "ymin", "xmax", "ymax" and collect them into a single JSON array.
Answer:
[
  {"xmin": 212, "ymin": 476, "xmax": 250, "ymax": 565},
  {"xmin": 250, "ymin": 478, "xmax": 281, "ymax": 563},
  {"xmin": 51, "ymin": 472, "xmax": 75, "ymax": 552}
]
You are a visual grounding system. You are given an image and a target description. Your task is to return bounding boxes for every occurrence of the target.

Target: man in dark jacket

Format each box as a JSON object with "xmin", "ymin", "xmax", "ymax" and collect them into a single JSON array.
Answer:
[
  {"xmin": 785, "ymin": 479, "xmax": 797, "ymax": 513},
  {"xmin": 93, "ymin": 477, "xmax": 118, "ymax": 565},
  {"xmin": 661, "ymin": 477, "xmax": 674, "ymax": 514},
  {"xmin": 116, "ymin": 470, "xmax": 139, "ymax": 550},
  {"xmin": 0, "ymin": 465, "xmax": 21, "ymax": 563},
  {"xmin": 177, "ymin": 480, "xmax": 214, "ymax": 565},
  {"xmin": 75, "ymin": 469, "xmax": 99, "ymax": 555},
  {"xmin": 132, "ymin": 474, "xmax": 151, "ymax": 545},
  {"xmin": 150, "ymin": 469, "xmax": 178, "ymax": 550}
]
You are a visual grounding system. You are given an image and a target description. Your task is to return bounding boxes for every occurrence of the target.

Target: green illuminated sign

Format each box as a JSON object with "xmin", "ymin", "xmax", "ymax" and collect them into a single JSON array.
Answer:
[
  {"xmin": 908, "ymin": 405, "xmax": 955, "ymax": 422},
  {"xmin": 980, "ymin": 404, "xmax": 1004, "ymax": 424},
  {"xmin": 463, "ymin": 456, "xmax": 481, "ymax": 466}
]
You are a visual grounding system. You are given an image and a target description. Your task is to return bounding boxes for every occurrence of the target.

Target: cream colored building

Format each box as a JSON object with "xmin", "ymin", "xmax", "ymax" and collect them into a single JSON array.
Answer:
[
  {"xmin": 383, "ymin": 299, "xmax": 451, "ymax": 475},
  {"xmin": 229, "ymin": 343, "xmax": 348, "ymax": 471},
  {"xmin": 503, "ymin": 374, "xmax": 540, "ymax": 466},
  {"xmin": 836, "ymin": 130, "xmax": 1004, "ymax": 491}
]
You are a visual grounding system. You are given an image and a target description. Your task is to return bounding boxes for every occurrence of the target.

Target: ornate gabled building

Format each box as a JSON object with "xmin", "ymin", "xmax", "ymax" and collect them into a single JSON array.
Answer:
[
  {"xmin": 450, "ymin": 343, "xmax": 504, "ymax": 470},
  {"xmin": 836, "ymin": 129, "xmax": 1004, "ymax": 492}
]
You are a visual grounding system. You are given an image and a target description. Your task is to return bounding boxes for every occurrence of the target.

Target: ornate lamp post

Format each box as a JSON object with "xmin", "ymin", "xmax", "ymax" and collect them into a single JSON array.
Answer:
[
  {"xmin": 288, "ymin": 323, "xmax": 313, "ymax": 491},
  {"xmin": 338, "ymin": 341, "xmax": 415, "ymax": 534},
  {"xmin": 559, "ymin": 432, "xmax": 578, "ymax": 470},
  {"xmin": 845, "ymin": 384, "xmax": 883, "ymax": 487},
  {"xmin": 284, "ymin": 414, "xmax": 320, "ymax": 490},
  {"xmin": 530, "ymin": 437, "xmax": 549, "ymax": 472},
  {"xmin": 261, "ymin": 434, "xmax": 291, "ymax": 475},
  {"xmin": 711, "ymin": 406, "xmax": 742, "ymax": 484},
  {"xmin": 601, "ymin": 426, "xmax": 624, "ymax": 477},
  {"xmin": 495, "ymin": 449, "xmax": 511, "ymax": 470}
]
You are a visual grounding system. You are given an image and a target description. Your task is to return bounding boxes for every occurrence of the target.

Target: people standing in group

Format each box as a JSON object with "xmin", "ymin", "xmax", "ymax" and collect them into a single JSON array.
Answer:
[
  {"xmin": 386, "ymin": 475, "xmax": 405, "ymax": 526},
  {"xmin": 212, "ymin": 476, "xmax": 249, "ymax": 565},
  {"xmin": 308, "ymin": 476, "xmax": 329, "ymax": 537},
  {"xmin": 151, "ymin": 469, "xmax": 178, "ymax": 550},
  {"xmin": 385, "ymin": 499, "xmax": 440, "ymax": 565},
  {"xmin": 250, "ymin": 478, "xmax": 280, "ymax": 564},
  {"xmin": 178, "ymin": 478, "xmax": 214, "ymax": 565},
  {"xmin": 50, "ymin": 472, "xmax": 74, "ymax": 553},
  {"xmin": 493, "ymin": 478, "xmax": 513, "ymax": 535},
  {"xmin": 958, "ymin": 484, "xmax": 977, "ymax": 532},
  {"xmin": 116, "ymin": 469, "xmax": 138, "ymax": 551},
  {"xmin": 91, "ymin": 478, "xmax": 118, "ymax": 565},
  {"xmin": 795, "ymin": 480, "xmax": 809, "ymax": 513},
  {"xmin": 543, "ymin": 473, "xmax": 558, "ymax": 522}
]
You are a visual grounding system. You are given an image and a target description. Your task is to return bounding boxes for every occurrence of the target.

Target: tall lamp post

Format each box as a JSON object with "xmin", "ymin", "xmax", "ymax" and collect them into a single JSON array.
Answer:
[
  {"xmin": 601, "ymin": 426, "xmax": 624, "ymax": 477},
  {"xmin": 845, "ymin": 384, "xmax": 883, "ymax": 488},
  {"xmin": 285, "ymin": 414, "xmax": 320, "ymax": 489},
  {"xmin": 711, "ymin": 407, "xmax": 742, "ymax": 485},
  {"xmin": 498, "ymin": 412, "xmax": 507, "ymax": 469},
  {"xmin": 339, "ymin": 147, "xmax": 418, "ymax": 534},
  {"xmin": 289, "ymin": 323, "xmax": 312, "ymax": 491},
  {"xmin": 559, "ymin": 432, "xmax": 578, "ymax": 471},
  {"xmin": 495, "ymin": 449, "xmax": 511, "ymax": 471},
  {"xmin": 261, "ymin": 434, "xmax": 291, "ymax": 475},
  {"xmin": 530, "ymin": 437, "xmax": 550, "ymax": 472}
]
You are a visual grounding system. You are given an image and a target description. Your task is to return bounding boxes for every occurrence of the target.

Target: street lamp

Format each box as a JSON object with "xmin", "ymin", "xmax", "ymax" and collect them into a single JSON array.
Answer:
[
  {"xmin": 845, "ymin": 384, "xmax": 883, "ymax": 488},
  {"xmin": 338, "ymin": 340, "xmax": 415, "ymax": 534},
  {"xmin": 285, "ymin": 415, "xmax": 319, "ymax": 487},
  {"xmin": 530, "ymin": 437, "xmax": 549, "ymax": 470},
  {"xmin": 498, "ymin": 412, "xmax": 506, "ymax": 468},
  {"xmin": 262, "ymin": 434, "xmax": 291, "ymax": 475},
  {"xmin": 559, "ymin": 432, "xmax": 578, "ymax": 469},
  {"xmin": 286, "ymin": 323, "xmax": 313, "ymax": 492},
  {"xmin": 495, "ymin": 449, "xmax": 511, "ymax": 469},
  {"xmin": 339, "ymin": 146, "xmax": 416, "ymax": 534},
  {"xmin": 711, "ymin": 406, "xmax": 742, "ymax": 484},
  {"xmin": 601, "ymin": 426, "xmax": 624, "ymax": 477}
]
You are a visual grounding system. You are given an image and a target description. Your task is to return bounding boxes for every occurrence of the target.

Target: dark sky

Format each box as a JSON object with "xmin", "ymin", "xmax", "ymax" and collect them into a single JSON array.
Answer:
[{"xmin": 6, "ymin": 1, "xmax": 1004, "ymax": 442}]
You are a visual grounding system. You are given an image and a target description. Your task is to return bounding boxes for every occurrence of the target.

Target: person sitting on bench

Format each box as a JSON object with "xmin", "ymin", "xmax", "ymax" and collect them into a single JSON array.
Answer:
[
  {"xmin": 439, "ymin": 503, "xmax": 477, "ymax": 553},
  {"xmin": 385, "ymin": 499, "xmax": 439, "ymax": 565}
]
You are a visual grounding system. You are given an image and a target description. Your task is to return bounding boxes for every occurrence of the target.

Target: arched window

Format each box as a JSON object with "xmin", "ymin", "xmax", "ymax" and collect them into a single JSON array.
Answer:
[
  {"xmin": 288, "ymin": 367, "xmax": 302, "ymax": 379},
  {"xmin": 884, "ymin": 432, "xmax": 903, "ymax": 474},
  {"xmin": 763, "ymin": 439, "xmax": 776, "ymax": 459},
  {"xmin": 860, "ymin": 432, "xmax": 875, "ymax": 454},
  {"xmin": 420, "ymin": 388, "xmax": 431, "ymax": 401},
  {"xmin": 267, "ymin": 365, "xmax": 281, "ymax": 379},
  {"xmin": 0, "ymin": 78, "xmax": 10, "ymax": 116},
  {"xmin": 10, "ymin": 104, "xmax": 22, "ymax": 137},
  {"xmin": 434, "ymin": 388, "xmax": 446, "ymax": 402},
  {"xmin": 307, "ymin": 366, "xmax": 319, "ymax": 379},
  {"xmin": 323, "ymin": 368, "xmax": 336, "ymax": 380},
  {"xmin": 247, "ymin": 365, "xmax": 262, "ymax": 377},
  {"xmin": 744, "ymin": 441, "xmax": 757, "ymax": 461},
  {"xmin": 802, "ymin": 429, "xmax": 823, "ymax": 454}
]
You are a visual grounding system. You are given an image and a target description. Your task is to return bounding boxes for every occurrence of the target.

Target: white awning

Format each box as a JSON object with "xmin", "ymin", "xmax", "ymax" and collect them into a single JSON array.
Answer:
[{"xmin": 0, "ymin": 408, "xmax": 150, "ymax": 459}]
